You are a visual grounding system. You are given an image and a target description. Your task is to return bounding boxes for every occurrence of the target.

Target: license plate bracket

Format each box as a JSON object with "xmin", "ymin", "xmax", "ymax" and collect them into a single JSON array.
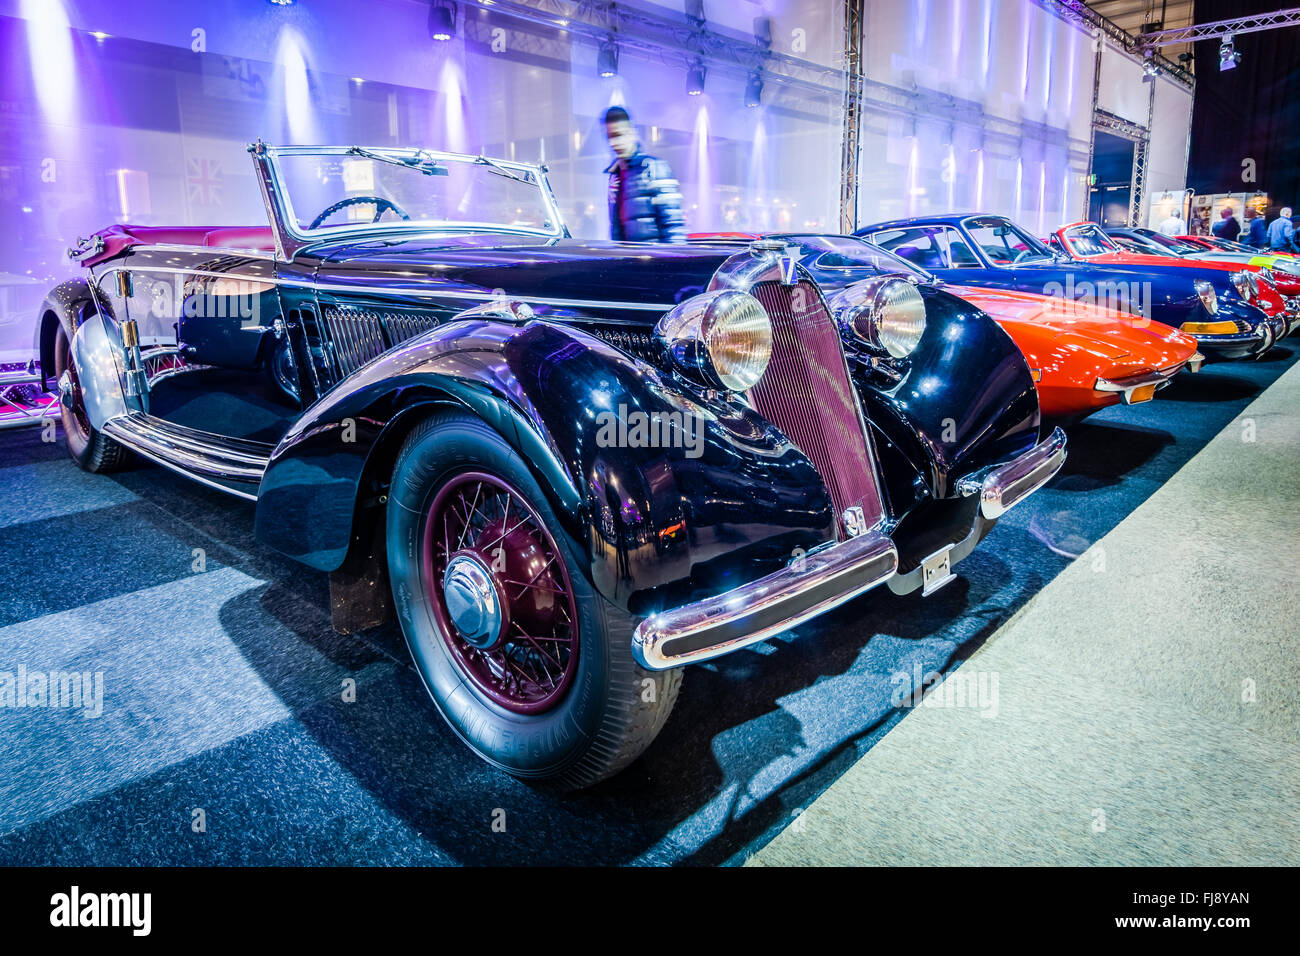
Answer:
[{"xmin": 920, "ymin": 546, "xmax": 955, "ymax": 596}]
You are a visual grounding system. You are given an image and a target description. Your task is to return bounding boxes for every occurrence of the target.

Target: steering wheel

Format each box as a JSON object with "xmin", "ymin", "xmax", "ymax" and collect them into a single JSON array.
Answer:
[
  {"xmin": 1012, "ymin": 248, "xmax": 1035, "ymax": 263},
  {"xmin": 309, "ymin": 195, "xmax": 410, "ymax": 230}
]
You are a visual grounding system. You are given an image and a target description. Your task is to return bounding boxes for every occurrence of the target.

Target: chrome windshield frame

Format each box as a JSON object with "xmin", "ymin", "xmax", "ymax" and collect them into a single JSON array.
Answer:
[{"xmin": 248, "ymin": 142, "xmax": 568, "ymax": 259}]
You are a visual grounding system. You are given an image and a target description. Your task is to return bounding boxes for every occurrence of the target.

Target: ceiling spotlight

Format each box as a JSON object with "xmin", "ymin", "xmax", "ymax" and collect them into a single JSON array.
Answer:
[
  {"xmin": 745, "ymin": 72, "xmax": 763, "ymax": 107},
  {"xmin": 267, "ymin": 0, "xmax": 296, "ymax": 6},
  {"xmin": 686, "ymin": 61, "xmax": 706, "ymax": 96},
  {"xmin": 429, "ymin": 2, "xmax": 456, "ymax": 42},
  {"xmin": 1219, "ymin": 35, "xmax": 1240, "ymax": 71},
  {"xmin": 753, "ymin": 16, "xmax": 772, "ymax": 50},
  {"xmin": 597, "ymin": 40, "xmax": 618, "ymax": 78},
  {"xmin": 1141, "ymin": 56, "xmax": 1159, "ymax": 82},
  {"xmin": 685, "ymin": 0, "xmax": 706, "ymax": 27}
]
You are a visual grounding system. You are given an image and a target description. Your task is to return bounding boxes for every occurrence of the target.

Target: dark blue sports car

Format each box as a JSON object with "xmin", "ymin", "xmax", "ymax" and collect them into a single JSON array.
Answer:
[{"xmin": 857, "ymin": 214, "xmax": 1278, "ymax": 360}]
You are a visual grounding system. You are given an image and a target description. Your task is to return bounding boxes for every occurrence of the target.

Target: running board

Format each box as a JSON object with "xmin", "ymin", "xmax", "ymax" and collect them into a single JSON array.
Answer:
[{"xmin": 101, "ymin": 414, "xmax": 269, "ymax": 499}]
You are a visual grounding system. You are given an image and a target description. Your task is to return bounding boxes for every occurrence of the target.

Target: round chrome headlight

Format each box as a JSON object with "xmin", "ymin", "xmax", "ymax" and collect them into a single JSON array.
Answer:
[
  {"xmin": 828, "ymin": 276, "xmax": 927, "ymax": 358},
  {"xmin": 1229, "ymin": 270, "xmax": 1258, "ymax": 302},
  {"xmin": 1194, "ymin": 279, "xmax": 1219, "ymax": 316},
  {"xmin": 656, "ymin": 289, "xmax": 772, "ymax": 392}
]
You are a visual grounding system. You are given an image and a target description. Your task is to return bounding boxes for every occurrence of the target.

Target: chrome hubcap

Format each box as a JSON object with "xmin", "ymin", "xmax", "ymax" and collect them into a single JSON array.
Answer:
[{"xmin": 442, "ymin": 553, "xmax": 503, "ymax": 649}]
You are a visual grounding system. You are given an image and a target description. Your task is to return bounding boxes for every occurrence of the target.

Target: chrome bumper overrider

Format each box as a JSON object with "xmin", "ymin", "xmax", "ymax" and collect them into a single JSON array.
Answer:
[
  {"xmin": 1093, "ymin": 369, "xmax": 1172, "ymax": 403},
  {"xmin": 955, "ymin": 426, "xmax": 1068, "ymax": 520},
  {"xmin": 631, "ymin": 531, "xmax": 899, "ymax": 671}
]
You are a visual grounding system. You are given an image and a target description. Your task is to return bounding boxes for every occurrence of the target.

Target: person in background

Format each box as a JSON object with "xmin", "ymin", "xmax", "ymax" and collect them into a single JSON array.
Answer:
[
  {"xmin": 603, "ymin": 106, "xmax": 686, "ymax": 243},
  {"xmin": 1268, "ymin": 207, "xmax": 1297, "ymax": 252},
  {"xmin": 1212, "ymin": 206, "xmax": 1241, "ymax": 242},
  {"xmin": 1246, "ymin": 209, "xmax": 1269, "ymax": 248},
  {"xmin": 1157, "ymin": 208, "xmax": 1184, "ymax": 236}
]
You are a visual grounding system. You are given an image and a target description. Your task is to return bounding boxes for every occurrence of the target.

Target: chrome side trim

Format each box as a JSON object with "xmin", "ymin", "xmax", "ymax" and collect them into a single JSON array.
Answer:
[
  {"xmin": 91, "ymin": 263, "xmax": 677, "ymax": 313},
  {"xmin": 956, "ymin": 426, "xmax": 1066, "ymax": 520},
  {"xmin": 103, "ymin": 415, "xmax": 268, "ymax": 484},
  {"xmin": 631, "ymin": 530, "xmax": 898, "ymax": 670},
  {"xmin": 105, "ymin": 433, "xmax": 260, "ymax": 502}
]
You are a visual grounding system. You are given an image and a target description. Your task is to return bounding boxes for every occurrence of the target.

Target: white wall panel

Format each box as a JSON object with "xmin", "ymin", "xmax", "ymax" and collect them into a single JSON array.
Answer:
[
  {"xmin": 1146, "ymin": 75, "xmax": 1194, "ymax": 198},
  {"xmin": 854, "ymin": 0, "xmax": 1094, "ymax": 227},
  {"xmin": 1096, "ymin": 43, "xmax": 1148, "ymax": 125}
]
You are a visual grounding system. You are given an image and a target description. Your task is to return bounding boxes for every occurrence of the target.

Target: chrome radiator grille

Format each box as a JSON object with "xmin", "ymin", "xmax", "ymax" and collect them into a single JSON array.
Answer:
[{"xmin": 748, "ymin": 280, "xmax": 884, "ymax": 536}]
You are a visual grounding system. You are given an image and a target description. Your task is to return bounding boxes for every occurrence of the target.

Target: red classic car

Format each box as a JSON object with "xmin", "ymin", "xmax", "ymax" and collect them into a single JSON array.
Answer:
[{"xmin": 1049, "ymin": 222, "xmax": 1299, "ymax": 317}]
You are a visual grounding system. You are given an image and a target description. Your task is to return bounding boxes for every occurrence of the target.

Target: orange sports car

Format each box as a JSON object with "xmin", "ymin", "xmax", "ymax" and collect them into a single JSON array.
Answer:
[
  {"xmin": 689, "ymin": 232, "xmax": 1202, "ymax": 423},
  {"xmin": 942, "ymin": 284, "xmax": 1200, "ymax": 420}
]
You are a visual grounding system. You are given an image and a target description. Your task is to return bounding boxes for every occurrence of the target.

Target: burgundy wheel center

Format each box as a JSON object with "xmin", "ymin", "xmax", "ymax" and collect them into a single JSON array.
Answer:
[{"xmin": 422, "ymin": 473, "xmax": 579, "ymax": 715}]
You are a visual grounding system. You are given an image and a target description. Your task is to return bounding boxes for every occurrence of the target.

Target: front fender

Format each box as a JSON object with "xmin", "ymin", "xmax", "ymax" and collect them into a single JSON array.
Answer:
[
  {"xmin": 856, "ymin": 287, "xmax": 1040, "ymax": 512},
  {"xmin": 254, "ymin": 318, "xmax": 835, "ymax": 615}
]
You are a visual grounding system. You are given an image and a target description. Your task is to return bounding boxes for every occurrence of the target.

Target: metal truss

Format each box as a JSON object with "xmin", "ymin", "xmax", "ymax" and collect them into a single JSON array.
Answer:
[
  {"xmin": 1136, "ymin": 6, "xmax": 1300, "ymax": 48},
  {"xmin": 1039, "ymin": 0, "xmax": 1194, "ymax": 89},
  {"xmin": 840, "ymin": 0, "xmax": 864, "ymax": 233},
  {"xmin": 1089, "ymin": 108, "xmax": 1150, "ymax": 226},
  {"xmin": 472, "ymin": 0, "xmax": 847, "ymax": 101}
]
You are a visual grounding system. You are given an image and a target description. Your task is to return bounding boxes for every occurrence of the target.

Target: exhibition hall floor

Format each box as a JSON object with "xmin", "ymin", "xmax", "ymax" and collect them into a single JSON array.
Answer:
[
  {"xmin": 754, "ymin": 355, "xmax": 1300, "ymax": 866},
  {"xmin": 0, "ymin": 343, "xmax": 1296, "ymax": 866}
]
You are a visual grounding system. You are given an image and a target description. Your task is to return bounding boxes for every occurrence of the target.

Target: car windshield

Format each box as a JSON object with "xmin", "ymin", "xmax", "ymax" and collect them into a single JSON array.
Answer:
[
  {"xmin": 1063, "ymin": 224, "xmax": 1118, "ymax": 257},
  {"xmin": 272, "ymin": 147, "xmax": 562, "ymax": 239},
  {"xmin": 776, "ymin": 234, "xmax": 930, "ymax": 280},
  {"xmin": 1216, "ymin": 237, "xmax": 1258, "ymax": 254},
  {"xmin": 1133, "ymin": 229, "xmax": 1202, "ymax": 255},
  {"xmin": 962, "ymin": 216, "xmax": 1054, "ymax": 265}
]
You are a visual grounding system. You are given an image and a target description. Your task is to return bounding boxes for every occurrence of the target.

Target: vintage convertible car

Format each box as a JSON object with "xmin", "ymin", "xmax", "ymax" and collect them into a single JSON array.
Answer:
[
  {"xmin": 858, "ymin": 214, "xmax": 1280, "ymax": 361},
  {"xmin": 688, "ymin": 232, "xmax": 1201, "ymax": 422},
  {"xmin": 41, "ymin": 143, "xmax": 1065, "ymax": 788}
]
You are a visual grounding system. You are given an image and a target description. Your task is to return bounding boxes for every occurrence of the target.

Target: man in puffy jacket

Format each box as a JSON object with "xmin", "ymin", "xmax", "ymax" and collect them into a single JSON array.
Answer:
[{"xmin": 603, "ymin": 106, "xmax": 686, "ymax": 243}]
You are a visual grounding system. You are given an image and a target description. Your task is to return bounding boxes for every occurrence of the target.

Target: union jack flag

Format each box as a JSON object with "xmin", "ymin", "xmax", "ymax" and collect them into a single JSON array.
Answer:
[{"xmin": 187, "ymin": 158, "xmax": 222, "ymax": 206}]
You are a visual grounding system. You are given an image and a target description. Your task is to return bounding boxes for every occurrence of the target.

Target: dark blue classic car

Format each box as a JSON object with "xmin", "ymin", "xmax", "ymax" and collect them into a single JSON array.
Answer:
[
  {"xmin": 44, "ymin": 144, "xmax": 1065, "ymax": 788},
  {"xmin": 857, "ymin": 214, "xmax": 1277, "ymax": 360}
]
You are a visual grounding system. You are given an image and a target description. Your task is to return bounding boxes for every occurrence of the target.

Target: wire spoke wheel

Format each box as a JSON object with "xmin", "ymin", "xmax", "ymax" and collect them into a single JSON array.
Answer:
[{"xmin": 421, "ymin": 471, "xmax": 579, "ymax": 715}]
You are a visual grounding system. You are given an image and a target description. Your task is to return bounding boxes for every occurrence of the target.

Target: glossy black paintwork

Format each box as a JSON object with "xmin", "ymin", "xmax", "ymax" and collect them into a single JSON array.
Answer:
[{"xmin": 256, "ymin": 315, "xmax": 837, "ymax": 616}]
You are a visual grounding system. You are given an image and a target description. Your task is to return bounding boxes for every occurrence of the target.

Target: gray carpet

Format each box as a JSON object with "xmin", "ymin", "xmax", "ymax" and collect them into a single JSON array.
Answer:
[{"xmin": 751, "ymin": 360, "xmax": 1300, "ymax": 866}]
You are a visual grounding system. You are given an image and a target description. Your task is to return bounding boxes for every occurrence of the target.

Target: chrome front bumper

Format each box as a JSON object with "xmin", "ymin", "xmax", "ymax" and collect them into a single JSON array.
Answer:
[
  {"xmin": 956, "ymin": 426, "xmax": 1067, "ymax": 520},
  {"xmin": 632, "ymin": 530, "xmax": 898, "ymax": 671},
  {"xmin": 630, "ymin": 428, "xmax": 1067, "ymax": 671}
]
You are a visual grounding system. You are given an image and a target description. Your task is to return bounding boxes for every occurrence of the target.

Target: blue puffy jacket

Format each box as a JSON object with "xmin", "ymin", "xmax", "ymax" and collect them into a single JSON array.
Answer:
[{"xmin": 605, "ymin": 151, "xmax": 687, "ymax": 243}]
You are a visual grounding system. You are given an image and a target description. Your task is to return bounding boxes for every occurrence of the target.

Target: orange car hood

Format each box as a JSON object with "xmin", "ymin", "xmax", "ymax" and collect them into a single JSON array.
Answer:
[{"xmin": 946, "ymin": 284, "xmax": 1196, "ymax": 365}]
